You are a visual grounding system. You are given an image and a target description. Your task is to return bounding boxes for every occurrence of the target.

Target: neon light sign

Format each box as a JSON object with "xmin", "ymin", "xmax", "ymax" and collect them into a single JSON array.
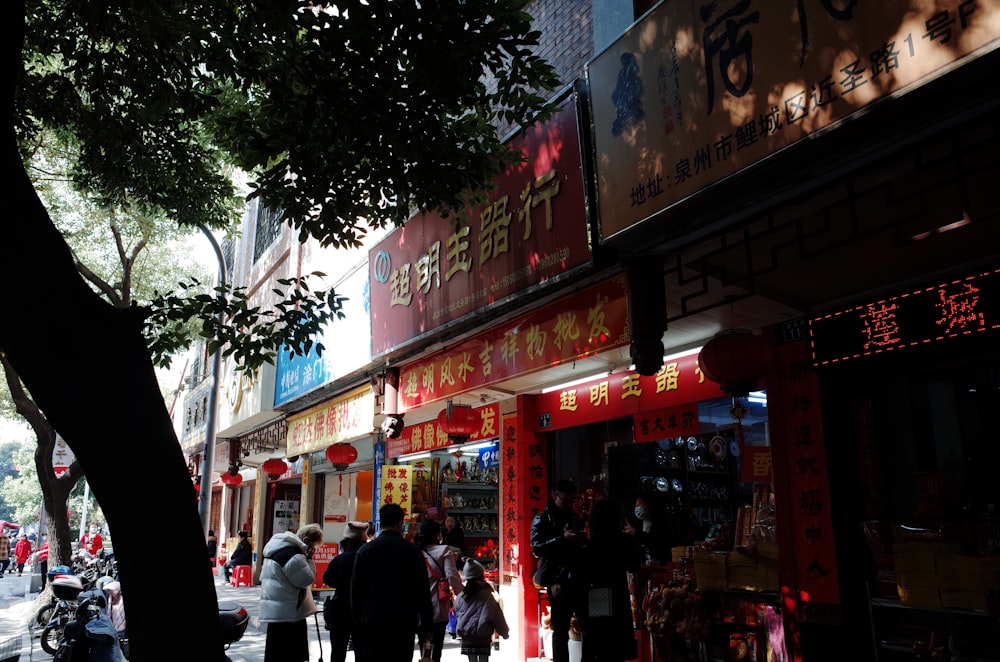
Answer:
[{"xmin": 808, "ymin": 267, "xmax": 1000, "ymax": 366}]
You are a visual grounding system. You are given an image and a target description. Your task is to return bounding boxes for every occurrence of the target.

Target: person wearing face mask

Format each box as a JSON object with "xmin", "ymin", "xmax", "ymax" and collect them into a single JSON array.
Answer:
[
  {"xmin": 624, "ymin": 494, "xmax": 672, "ymax": 564},
  {"xmin": 80, "ymin": 524, "xmax": 104, "ymax": 556}
]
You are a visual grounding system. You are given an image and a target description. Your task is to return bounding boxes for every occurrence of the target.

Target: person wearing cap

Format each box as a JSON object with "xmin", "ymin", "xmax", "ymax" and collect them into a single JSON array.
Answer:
[
  {"xmin": 350, "ymin": 503, "xmax": 434, "ymax": 662},
  {"xmin": 454, "ymin": 559, "xmax": 509, "ymax": 662},
  {"xmin": 322, "ymin": 521, "xmax": 368, "ymax": 662}
]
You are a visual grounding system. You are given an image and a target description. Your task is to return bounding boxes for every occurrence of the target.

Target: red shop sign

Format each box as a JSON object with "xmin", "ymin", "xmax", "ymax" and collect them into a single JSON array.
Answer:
[
  {"xmin": 535, "ymin": 351, "xmax": 722, "ymax": 431},
  {"xmin": 398, "ymin": 275, "xmax": 629, "ymax": 411},
  {"xmin": 369, "ymin": 93, "xmax": 592, "ymax": 357},
  {"xmin": 385, "ymin": 403, "xmax": 500, "ymax": 458}
]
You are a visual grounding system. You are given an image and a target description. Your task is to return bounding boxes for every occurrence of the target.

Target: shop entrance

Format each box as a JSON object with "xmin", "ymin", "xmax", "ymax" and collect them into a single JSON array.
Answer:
[{"xmin": 821, "ymin": 333, "xmax": 1000, "ymax": 661}]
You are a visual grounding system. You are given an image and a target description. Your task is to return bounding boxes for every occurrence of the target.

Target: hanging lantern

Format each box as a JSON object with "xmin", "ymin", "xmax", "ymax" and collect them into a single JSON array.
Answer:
[
  {"xmin": 221, "ymin": 472, "xmax": 243, "ymax": 486},
  {"xmin": 262, "ymin": 458, "xmax": 289, "ymax": 480},
  {"xmin": 326, "ymin": 444, "xmax": 359, "ymax": 470},
  {"xmin": 697, "ymin": 329, "xmax": 772, "ymax": 396},
  {"xmin": 436, "ymin": 401, "xmax": 481, "ymax": 444}
]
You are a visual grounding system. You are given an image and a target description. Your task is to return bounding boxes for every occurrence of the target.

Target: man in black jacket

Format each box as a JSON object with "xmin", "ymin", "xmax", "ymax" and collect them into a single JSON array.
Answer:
[
  {"xmin": 350, "ymin": 503, "xmax": 433, "ymax": 662},
  {"xmin": 224, "ymin": 530, "xmax": 252, "ymax": 583},
  {"xmin": 530, "ymin": 479, "xmax": 586, "ymax": 662}
]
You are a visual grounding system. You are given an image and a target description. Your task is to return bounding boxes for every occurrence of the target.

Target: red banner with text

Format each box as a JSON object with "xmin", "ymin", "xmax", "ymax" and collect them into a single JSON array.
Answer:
[
  {"xmin": 385, "ymin": 403, "xmax": 501, "ymax": 458},
  {"xmin": 534, "ymin": 350, "xmax": 723, "ymax": 431},
  {"xmin": 398, "ymin": 275, "xmax": 630, "ymax": 411}
]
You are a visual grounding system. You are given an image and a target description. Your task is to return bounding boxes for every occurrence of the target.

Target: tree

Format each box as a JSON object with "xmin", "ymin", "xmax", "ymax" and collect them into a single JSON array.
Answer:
[
  {"xmin": 4, "ymin": 1, "xmax": 557, "ymax": 660},
  {"xmin": 1, "ymin": 135, "xmax": 208, "ymax": 610}
]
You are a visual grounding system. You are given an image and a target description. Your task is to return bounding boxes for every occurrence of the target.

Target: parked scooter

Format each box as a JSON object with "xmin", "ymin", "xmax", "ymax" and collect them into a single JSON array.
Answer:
[
  {"xmin": 39, "ymin": 574, "xmax": 85, "ymax": 655},
  {"xmin": 45, "ymin": 577, "xmax": 249, "ymax": 662}
]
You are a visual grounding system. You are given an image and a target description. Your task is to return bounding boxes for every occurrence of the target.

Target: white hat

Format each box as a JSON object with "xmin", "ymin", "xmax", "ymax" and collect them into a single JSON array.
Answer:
[{"xmin": 343, "ymin": 521, "xmax": 369, "ymax": 541}]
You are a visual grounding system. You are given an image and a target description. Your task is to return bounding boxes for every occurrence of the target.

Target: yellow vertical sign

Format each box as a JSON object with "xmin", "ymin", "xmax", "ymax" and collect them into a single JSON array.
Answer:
[{"xmin": 379, "ymin": 464, "xmax": 414, "ymax": 520}]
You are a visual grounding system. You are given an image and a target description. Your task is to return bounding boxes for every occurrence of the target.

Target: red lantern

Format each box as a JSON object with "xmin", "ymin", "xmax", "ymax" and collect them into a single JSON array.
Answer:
[
  {"xmin": 697, "ymin": 329, "xmax": 772, "ymax": 396},
  {"xmin": 436, "ymin": 402, "xmax": 481, "ymax": 444},
  {"xmin": 221, "ymin": 472, "xmax": 243, "ymax": 486},
  {"xmin": 325, "ymin": 444, "xmax": 359, "ymax": 468},
  {"xmin": 262, "ymin": 458, "xmax": 289, "ymax": 480}
]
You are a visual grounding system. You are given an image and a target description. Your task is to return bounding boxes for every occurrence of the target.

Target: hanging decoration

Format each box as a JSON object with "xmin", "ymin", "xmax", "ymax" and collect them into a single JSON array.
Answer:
[
  {"xmin": 697, "ymin": 329, "xmax": 771, "ymax": 396},
  {"xmin": 262, "ymin": 458, "xmax": 289, "ymax": 480},
  {"xmin": 436, "ymin": 400, "xmax": 481, "ymax": 444},
  {"xmin": 326, "ymin": 444, "xmax": 359, "ymax": 470},
  {"xmin": 221, "ymin": 472, "xmax": 242, "ymax": 486},
  {"xmin": 698, "ymin": 328, "xmax": 771, "ymax": 452}
]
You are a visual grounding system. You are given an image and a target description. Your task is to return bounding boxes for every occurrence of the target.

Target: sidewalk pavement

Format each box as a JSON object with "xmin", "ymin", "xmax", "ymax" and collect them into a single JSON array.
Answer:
[{"xmin": 0, "ymin": 571, "xmax": 511, "ymax": 661}]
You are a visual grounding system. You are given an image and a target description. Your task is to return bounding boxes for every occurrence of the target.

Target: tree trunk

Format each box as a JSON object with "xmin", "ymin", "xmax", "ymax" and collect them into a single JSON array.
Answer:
[{"xmin": 3, "ymin": 6, "xmax": 224, "ymax": 659}]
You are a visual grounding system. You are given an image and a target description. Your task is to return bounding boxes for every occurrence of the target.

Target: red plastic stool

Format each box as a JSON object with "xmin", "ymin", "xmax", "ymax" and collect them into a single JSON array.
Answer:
[{"xmin": 230, "ymin": 565, "xmax": 253, "ymax": 587}]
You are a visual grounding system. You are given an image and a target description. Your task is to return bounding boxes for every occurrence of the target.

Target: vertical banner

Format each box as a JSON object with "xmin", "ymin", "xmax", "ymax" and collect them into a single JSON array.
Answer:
[
  {"xmin": 372, "ymin": 440, "xmax": 385, "ymax": 529},
  {"xmin": 501, "ymin": 412, "xmax": 520, "ymax": 578},
  {"xmin": 379, "ymin": 464, "xmax": 414, "ymax": 520},
  {"xmin": 771, "ymin": 339, "xmax": 840, "ymax": 605}
]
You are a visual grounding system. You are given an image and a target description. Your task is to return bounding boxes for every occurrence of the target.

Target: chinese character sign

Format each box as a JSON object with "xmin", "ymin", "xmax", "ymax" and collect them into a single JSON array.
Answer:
[
  {"xmin": 369, "ymin": 94, "xmax": 592, "ymax": 356},
  {"xmin": 399, "ymin": 276, "xmax": 630, "ymax": 410},
  {"xmin": 380, "ymin": 465, "xmax": 414, "ymax": 520},
  {"xmin": 771, "ymin": 340, "xmax": 840, "ymax": 605},
  {"xmin": 588, "ymin": 0, "xmax": 1000, "ymax": 240},
  {"xmin": 286, "ymin": 388, "xmax": 375, "ymax": 456},
  {"xmin": 633, "ymin": 403, "xmax": 700, "ymax": 442},
  {"xmin": 311, "ymin": 542, "xmax": 339, "ymax": 589},
  {"xmin": 385, "ymin": 403, "xmax": 500, "ymax": 458},
  {"xmin": 809, "ymin": 267, "xmax": 1000, "ymax": 365},
  {"xmin": 536, "ymin": 350, "xmax": 721, "ymax": 431}
]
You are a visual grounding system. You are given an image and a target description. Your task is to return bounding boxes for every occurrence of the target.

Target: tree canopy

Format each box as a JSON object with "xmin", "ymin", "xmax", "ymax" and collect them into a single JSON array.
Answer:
[{"xmin": 18, "ymin": 0, "xmax": 559, "ymax": 243}]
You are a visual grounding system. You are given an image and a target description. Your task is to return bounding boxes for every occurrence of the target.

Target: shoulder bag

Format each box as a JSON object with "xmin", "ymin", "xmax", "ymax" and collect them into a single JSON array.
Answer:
[{"xmin": 424, "ymin": 552, "xmax": 452, "ymax": 602}]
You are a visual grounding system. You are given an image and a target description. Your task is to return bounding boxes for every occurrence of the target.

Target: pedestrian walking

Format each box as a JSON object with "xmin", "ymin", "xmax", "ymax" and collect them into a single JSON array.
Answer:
[
  {"xmin": 453, "ymin": 559, "xmax": 509, "ymax": 662},
  {"xmin": 350, "ymin": 503, "xmax": 434, "ymax": 662},
  {"xmin": 416, "ymin": 519, "xmax": 465, "ymax": 662},
  {"xmin": 14, "ymin": 533, "xmax": 32, "ymax": 576}
]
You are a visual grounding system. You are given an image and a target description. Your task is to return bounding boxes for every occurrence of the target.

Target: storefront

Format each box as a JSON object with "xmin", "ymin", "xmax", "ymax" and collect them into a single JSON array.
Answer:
[
  {"xmin": 387, "ymin": 402, "xmax": 503, "ymax": 572},
  {"xmin": 809, "ymin": 269, "xmax": 1000, "ymax": 661},
  {"xmin": 511, "ymin": 347, "xmax": 783, "ymax": 662},
  {"xmin": 284, "ymin": 386, "xmax": 378, "ymax": 547}
]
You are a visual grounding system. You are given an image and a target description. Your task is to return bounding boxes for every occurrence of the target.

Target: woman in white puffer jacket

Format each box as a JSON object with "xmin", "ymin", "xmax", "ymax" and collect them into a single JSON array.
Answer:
[{"xmin": 259, "ymin": 524, "xmax": 323, "ymax": 662}]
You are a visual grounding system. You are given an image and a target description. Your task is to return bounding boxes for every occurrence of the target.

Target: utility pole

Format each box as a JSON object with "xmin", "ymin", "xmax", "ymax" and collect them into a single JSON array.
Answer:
[{"xmin": 196, "ymin": 224, "xmax": 227, "ymax": 536}]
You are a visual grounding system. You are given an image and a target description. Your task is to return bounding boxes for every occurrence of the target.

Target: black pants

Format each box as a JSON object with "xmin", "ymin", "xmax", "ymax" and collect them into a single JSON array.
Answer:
[
  {"xmin": 428, "ymin": 620, "xmax": 447, "ymax": 662},
  {"xmin": 548, "ymin": 583, "xmax": 582, "ymax": 662},
  {"xmin": 0, "ymin": 559, "xmax": 9, "ymax": 575},
  {"xmin": 264, "ymin": 619, "xmax": 308, "ymax": 662},
  {"xmin": 355, "ymin": 625, "xmax": 417, "ymax": 662},
  {"xmin": 328, "ymin": 626, "xmax": 352, "ymax": 662}
]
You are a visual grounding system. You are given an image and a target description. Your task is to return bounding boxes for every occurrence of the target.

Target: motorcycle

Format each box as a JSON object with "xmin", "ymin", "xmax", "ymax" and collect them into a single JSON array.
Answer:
[
  {"xmin": 39, "ymin": 574, "xmax": 85, "ymax": 655},
  {"xmin": 48, "ymin": 582, "xmax": 249, "ymax": 662}
]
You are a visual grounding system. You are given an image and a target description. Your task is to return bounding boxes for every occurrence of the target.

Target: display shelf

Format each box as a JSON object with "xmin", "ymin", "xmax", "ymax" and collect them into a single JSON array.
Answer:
[{"xmin": 448, "ymin": 508, "xmax": 498, "ymax": 514}]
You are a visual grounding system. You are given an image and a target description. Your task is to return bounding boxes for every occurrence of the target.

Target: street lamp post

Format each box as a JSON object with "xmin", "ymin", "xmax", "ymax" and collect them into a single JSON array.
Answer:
[{"xmin": 196, "ymin": 224, "xmax": 227, "ymax": 536}]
